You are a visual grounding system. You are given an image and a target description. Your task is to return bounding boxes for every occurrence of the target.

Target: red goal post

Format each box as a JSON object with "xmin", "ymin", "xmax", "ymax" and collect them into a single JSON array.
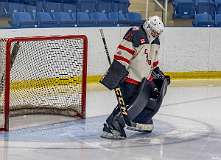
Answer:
[{"xmin": 0, "ymin": 35, "xmax": 88, "ymax": 131}]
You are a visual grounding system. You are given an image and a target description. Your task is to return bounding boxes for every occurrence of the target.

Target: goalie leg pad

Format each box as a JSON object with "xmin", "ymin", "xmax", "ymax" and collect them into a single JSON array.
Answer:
[
  {"xmin": 100, "ymin": 60, "xmax": 129, "ymax": 90},
  {"xmin": 133, "ymin": 101, "xmax": 159, "ymax": 124},
  {"xmin": 133, "ymin": 78, "xmax": 168, "ymax": 124},
  {"xmin": 127, "ymin": 78, "xmax": 155, "ymax": 120}
]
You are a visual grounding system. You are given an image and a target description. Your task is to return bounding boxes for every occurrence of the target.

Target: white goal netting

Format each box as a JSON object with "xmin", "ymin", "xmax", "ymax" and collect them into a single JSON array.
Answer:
[{"xmin": 0, "ymin": 35, "xmax": 88, "ymax": 131}]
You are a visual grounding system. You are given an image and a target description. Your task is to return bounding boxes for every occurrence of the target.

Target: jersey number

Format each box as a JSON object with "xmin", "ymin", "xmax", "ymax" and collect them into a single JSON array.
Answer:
[{"xmin": 145, "ymin": 49, "xmax": 151, "ymax": 65}]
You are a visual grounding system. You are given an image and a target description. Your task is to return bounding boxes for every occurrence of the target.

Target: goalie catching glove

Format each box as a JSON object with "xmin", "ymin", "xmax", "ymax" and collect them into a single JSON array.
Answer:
[
  {"xmin": 100, "ymin": 60, "xmax": 129, "ymax": 90},
  {"xmin": 152, "ymin": 67, "xmax": 170, "ymax": 85}
]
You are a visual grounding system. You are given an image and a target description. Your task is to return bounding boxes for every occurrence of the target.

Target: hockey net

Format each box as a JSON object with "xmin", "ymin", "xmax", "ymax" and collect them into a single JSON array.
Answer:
[{"xmin": 0, "ymin": 35, "xmax": 88, "ymax": 131}]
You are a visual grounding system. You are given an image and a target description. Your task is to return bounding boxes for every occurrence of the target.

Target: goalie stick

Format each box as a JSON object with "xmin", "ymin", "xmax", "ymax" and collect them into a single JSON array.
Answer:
[
  {"xmin": 0, "ymin": 41, "xmax": 20, "ymax": 96},
  {"xmin": 0, "ymin": 41, "xmax": 20, "ymax": 131},
  {"xmin": 99, "ymin": 29, "xmax": 132, "ymax": 127}
]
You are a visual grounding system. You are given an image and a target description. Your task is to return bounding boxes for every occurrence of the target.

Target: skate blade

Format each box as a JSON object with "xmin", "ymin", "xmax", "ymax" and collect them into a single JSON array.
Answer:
[{"xmin": 100, "ymin": 131, "xmax": 126, "ymax": 140}]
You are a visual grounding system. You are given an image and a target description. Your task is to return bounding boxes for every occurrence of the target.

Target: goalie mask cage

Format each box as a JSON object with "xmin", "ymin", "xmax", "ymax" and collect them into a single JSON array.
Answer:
[{"xmin": 0, "ymin": 35, "xmax": 88, "ymax": 131}]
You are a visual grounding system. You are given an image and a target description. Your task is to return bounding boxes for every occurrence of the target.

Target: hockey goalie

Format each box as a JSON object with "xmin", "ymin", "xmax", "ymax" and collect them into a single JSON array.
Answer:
[{"xmin": 100, "ymin": 16, "xmax": 170, "ymax": 139}]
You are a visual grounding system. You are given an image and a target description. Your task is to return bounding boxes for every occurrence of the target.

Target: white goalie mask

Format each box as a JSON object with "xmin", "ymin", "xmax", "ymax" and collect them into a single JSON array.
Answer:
[{"xmin": 143, "ymin": 16, "xmax": 164, "ymax": 42}]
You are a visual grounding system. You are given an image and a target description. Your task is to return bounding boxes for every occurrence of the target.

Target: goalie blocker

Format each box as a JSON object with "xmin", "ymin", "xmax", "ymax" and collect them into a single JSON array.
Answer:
[{"xmin": 100, "ymin": 60, "xmax": 129, "ymax": 90}]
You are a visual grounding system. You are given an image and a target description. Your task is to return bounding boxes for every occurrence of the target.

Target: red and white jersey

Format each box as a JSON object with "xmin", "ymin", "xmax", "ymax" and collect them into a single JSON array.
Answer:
[{"xmin": 114, "ymin": 26, "xmax": 160, "ymax": 85}]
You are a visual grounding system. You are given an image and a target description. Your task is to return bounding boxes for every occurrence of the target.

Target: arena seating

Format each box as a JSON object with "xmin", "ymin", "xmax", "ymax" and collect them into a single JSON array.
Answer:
[
  {"xmin": 0, "ymin": 1, "xmax": 8, "ymax": 17},
  {"xmin": 107, "ymin": 11, "xmax": 133, "ymax": 26},
  {"xmin": 44, "ymin": 2, "xmax": 63, "ymax": 12},
  {"xmin": 90, "ymin": 12, "xmax": 113, "ymax": 26},
  {"xmin": 63, "ymin": 3, "xmax": 76, "ymax": 13},
  {"xmin": 36, "ymin": 11, "xmax": 57, "ymax": 27},
  {"xmin": 8, "ymin": 2, "xmax": 26, "ymax": 16},
  {"xmin": 192, "ymin": 12, "xmax": 215, "ymax": 27},
  {"xmin": 195, "ymin": 0, "xmax": 215, "ymax": 17},
  {"xmin": 107, "ymin": 12, "xmax": 119, "ymax": 25},
  {"xmin": 215, "ymin": 0, "xmax": 221, "ymax": 13},
  {"xmin": 172, "ymin": 0, "xmax": 221, "ymax": 27},
  {"xmin": 52, "ymin": 11, "xmax": 76, "ymax": 27},
  {"xmin": 126, "ymin": 12, "xmax": 143, "ymax": 25},
  {"xmin": 10, "ymin": 11, "xmax": 35, "ymax": 28},
  {"xmin": 96, "ymin": 0, "xmax": 112, "ymax": 13},
  {"xmin": 76, "ymin": 11, "xmax": 95, "ymax": 26},
  {"xmin": 114, "ymin": 0, "xmax": 130, "ymax": 13},
  {"xmin": 215, "ymin": 13, "xmax": 221, "ymax": 26},
  {"xmin": 25, "ymin": 4, "xmax": 36, "ymax": 13},
  {"xmin": 172, "ymin": 0, "xmax": 195, "ymax": 19},
  {"xmin": 118, "ymin": 11, "xmax": 130, "ymax": 25},
  {"xmin": 77, "ymin": 0, "xmax": 97, "ymax": 12},
  {"xmin": 0, "ymin": 0, "xmax": 143, "ymax": 28}
]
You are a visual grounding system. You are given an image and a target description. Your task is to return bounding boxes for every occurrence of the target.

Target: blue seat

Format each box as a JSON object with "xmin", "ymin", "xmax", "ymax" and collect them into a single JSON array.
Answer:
[
  {"xmin": 23, "ymin": 0, "xmax": 36, "ymax": 5},
  {"xmin": 10, "ymin": 11, "xmax": 35, "ymax": 28},
  {"xmin": 63, "ymin": 3, "xmax": 77, "ymax": 13},
  {"xmin": 77, "ymin": 0, "xmax": 97, "ymax": 12},
  {"xmin": 75, "ymin": 12, "xmax": 94, "ymax": 26},
  {"xmin": 172, "ymin": 0, "xmax": 195, "ymax": 19},
  {"xmin": 192, "ymin": 13, "xmax": 215, "ymax": 27},
  {"xmin": 108, "ymin": 11, "xmax": 129, "ymax": 26},
  {"xmin": 36, "ymin": 1, "xmax": 45, "ymax": 12},
  {"xmin": 0, "ymin": 1, "xmax": 8, "ymax": 17},
  {"xmin": 96, "ymin": 1, "xmax": 112, "ymax": 13},
  {"xmin": 25, "ymin": 4, "xmax": 37, "ymax": 12},
  {"xmin": 214, "ymin": 0, "xmax": 221, "ymax": 13},
  {"xmin": 53, "ymin": 12, "xmax": 75, "ymax": 27},
  {"xmin": 7, "ymin": 2, "xmax": 26, "ymax": 16},
  {"xmin": 62, "ymin": 0, "xmax": 78, "ymax": 3},
  {"xmin": 118, "ymin": 11, "xmax": 129, "ymax": 25},
  {"xmin": 36, "ymin": 12, "xmax": 57, "ymax": 27},
  {"xmin": 71, "ymin": 12, "xmax": 77, "ymax": 22},
  {"xmin": 90, "ymin": 12, "xmax": 113, "ymax": 26},
  {"xmin": 215, "ymin": 13, "xmax": 221, "ymax": 26},
  {"xmin": 7, "ymin": 0, "xmax": 21, "ymax": 3},
  {"xmin": 118, "ymin": 3, "xmax": 130, "ymax": 13},
  {"xmin": 126, "ymin": 12, "xmax": 143, "ymax": 25},
  {"xmin": 114, "ymin": 0, "xmax": 129, "ymax": 2},
  {"xmin": 117, "ymin": 0, "xmax": 130, "ymax": 13},
  {"xmin": 111, "ymin": 2, "xmax": 119, "ymax": 12},
  {"xmin": 195, "ymin": 0, "xmax": 215, "ymax": 16},
  {"xmin": 107, "ymin": 12, "xmax": 119, "ymax": 25},
  {"xmin": 45, "ymin": 2, "xmax": 62, "ymax": 12}
]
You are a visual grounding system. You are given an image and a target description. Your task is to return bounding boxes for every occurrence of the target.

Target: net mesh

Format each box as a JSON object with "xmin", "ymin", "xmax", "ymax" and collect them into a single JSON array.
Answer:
[{"xmin": 0, "ymin": 36, "xmax": 87, "ymax": 129}]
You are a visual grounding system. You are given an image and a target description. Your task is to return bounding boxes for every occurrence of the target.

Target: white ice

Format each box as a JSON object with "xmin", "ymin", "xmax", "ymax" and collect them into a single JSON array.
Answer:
[{"xmin": 1, "ymin": 80, "xmax": 221, "ymax": 160}]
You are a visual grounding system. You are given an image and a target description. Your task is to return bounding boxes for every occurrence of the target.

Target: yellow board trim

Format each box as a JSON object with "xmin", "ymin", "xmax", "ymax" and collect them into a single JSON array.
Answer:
[
  {"xmin": 87, "ymin": 71, "xmax": 221, "ymax": 83},
  {"xmin": 165, "ymin": 71, "xmax": 221, "ymax": 79},
  {"xmin": 9, "ymin": 71, "xmax": 221, "ymax": 90}
]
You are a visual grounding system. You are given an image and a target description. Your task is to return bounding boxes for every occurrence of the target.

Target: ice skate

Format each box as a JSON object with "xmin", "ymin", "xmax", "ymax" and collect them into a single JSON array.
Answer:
[{"xmin": 100, "ymin": 123, "xmax": 126, "ymax": 140}]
